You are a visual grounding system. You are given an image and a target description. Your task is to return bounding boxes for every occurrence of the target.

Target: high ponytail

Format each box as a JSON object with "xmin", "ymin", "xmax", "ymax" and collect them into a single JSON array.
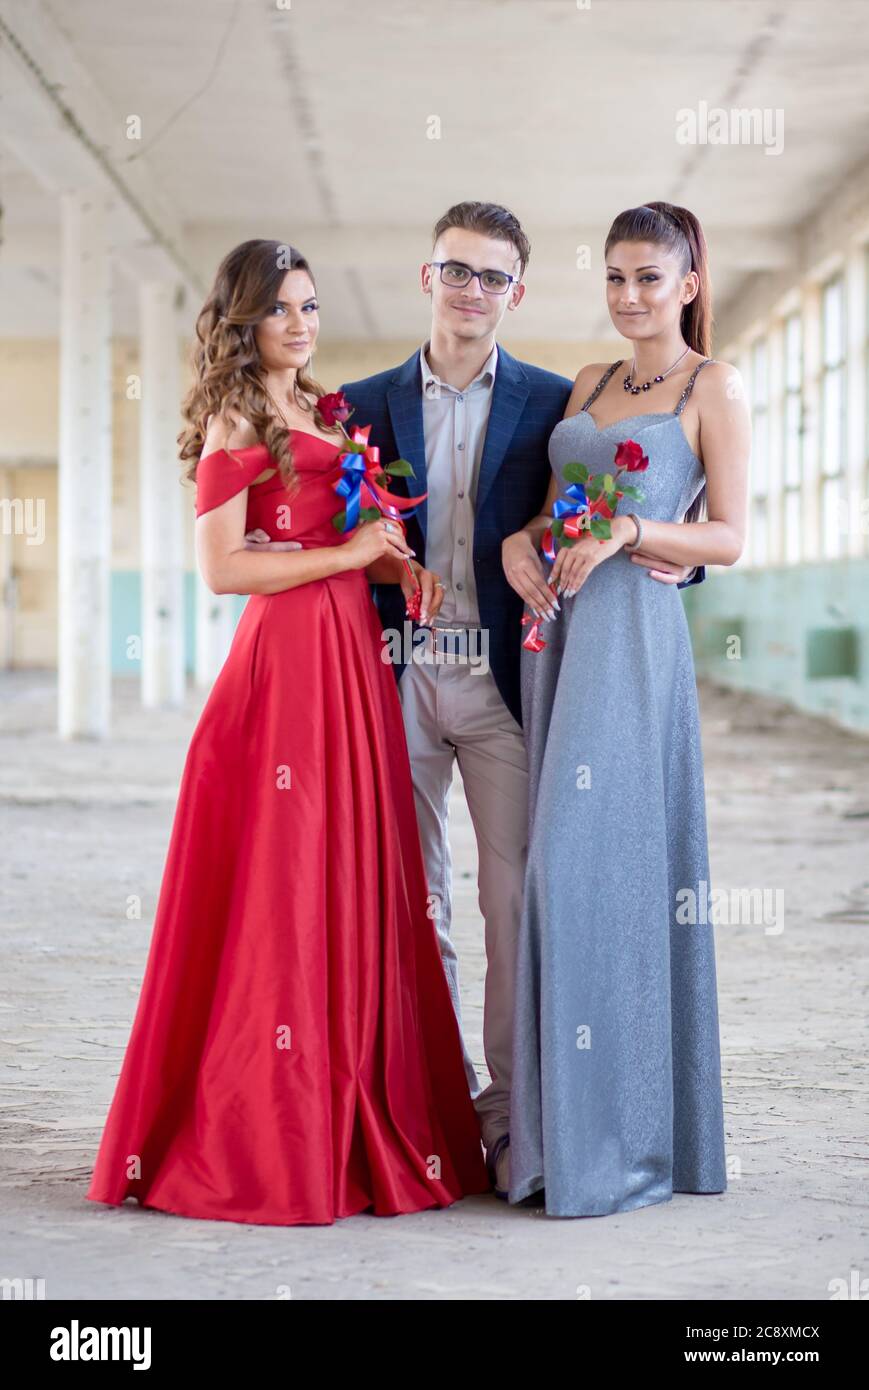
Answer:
[{"xmin": 604, "ymin": 202, "xmax": 713, "ymax": 526}]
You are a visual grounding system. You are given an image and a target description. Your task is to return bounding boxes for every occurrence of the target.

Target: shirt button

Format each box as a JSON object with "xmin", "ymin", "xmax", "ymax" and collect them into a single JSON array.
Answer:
[
  {"xmin": 457, "ymin": 491, "xmax": 464, "ymax": 499},
  {"xmin": 458, "ymin": 537, "xmax": 466, "ymax": 546},
  {"xmin": 456, "ymin": 394, "xmax": 464, "ymax": 403},
  {"xmin": 457, "ymin": 441, "xmax": 465, "ymax": 450},
  {"xmin": 456, "ymin": 582, "xmax": 464, "ymax": 590}
]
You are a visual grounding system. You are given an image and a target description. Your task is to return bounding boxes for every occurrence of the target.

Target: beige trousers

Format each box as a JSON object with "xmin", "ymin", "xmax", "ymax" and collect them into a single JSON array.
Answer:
[{"xmin": 396, "ymin": 629, "xmax": 529, "ymax": 1152}]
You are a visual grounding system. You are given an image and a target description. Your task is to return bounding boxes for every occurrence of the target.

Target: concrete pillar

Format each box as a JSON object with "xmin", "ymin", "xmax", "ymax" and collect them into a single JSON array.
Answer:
[
  {"xmin": 57, "ymin": 191, "xmax": 112, "ymax": 739},
  {"xmin": 0, "ymin": 466, "xmax": 12, "ymax": 669},
  {"xmin": 139, "ymin": 281, "xmax": 185, "ymax": 707}
]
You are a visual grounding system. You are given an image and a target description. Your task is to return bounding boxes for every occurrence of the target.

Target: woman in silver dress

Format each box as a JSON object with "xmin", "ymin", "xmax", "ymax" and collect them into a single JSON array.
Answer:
[{"xmin": 501, "ymin": 202, "xmax": 751, "ymax": 1216}]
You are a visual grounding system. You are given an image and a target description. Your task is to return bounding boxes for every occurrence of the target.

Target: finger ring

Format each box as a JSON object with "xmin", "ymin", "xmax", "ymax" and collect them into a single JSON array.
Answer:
[
  {"xmin": 434, "ymin": 581, "xmax": 444, "ymax": 588},
  {"xmin": 384, "ymin": 521, "xmax": 394, "ymax": 532}
]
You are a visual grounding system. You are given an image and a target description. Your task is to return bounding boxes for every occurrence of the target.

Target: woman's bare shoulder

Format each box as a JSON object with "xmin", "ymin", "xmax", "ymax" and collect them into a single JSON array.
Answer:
[
  {"xmin": 202, "ymin": 410, "xmax": 258, "ymax": 456},
  {"xmin": 573, "ymin": 361, "xmax": 615, "ymax": 389},
  {"xmin": 698, "ymin": 358, "xmax": 743, "ymax": 389},
  {"xmin": 695, "ymin": 359, "xmax": 747, "ymax": 410},
  {"xmin": 564, "ymin": 361, "xmax": 617, "ymax": 414}
]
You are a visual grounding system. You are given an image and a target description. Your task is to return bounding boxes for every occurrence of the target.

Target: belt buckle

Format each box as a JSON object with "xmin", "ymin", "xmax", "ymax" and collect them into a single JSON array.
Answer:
[{"xmin": 430, "ymin": 624, "xmax": 475, "ymax": 663}]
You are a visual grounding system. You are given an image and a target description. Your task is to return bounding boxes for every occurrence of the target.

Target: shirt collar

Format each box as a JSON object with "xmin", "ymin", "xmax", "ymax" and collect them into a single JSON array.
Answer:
[{"xmin": 420, "ymin": 341, "xmax": 498, "ymax": 398}]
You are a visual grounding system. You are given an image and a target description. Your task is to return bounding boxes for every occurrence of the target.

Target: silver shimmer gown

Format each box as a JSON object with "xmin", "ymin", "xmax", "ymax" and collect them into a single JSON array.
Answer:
[{"xmin": 509, "ymin": 359, "xmax": 728, "ymax": 1216}]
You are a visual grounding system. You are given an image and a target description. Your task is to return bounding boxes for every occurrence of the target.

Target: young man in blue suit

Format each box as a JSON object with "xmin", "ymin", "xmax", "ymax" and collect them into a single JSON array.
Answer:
[{"xmin": 340, "ymin": 202, "xmax": 702, "ymax": 1196}]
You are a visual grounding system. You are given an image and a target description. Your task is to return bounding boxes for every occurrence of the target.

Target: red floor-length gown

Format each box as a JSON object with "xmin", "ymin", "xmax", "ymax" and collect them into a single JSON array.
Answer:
[{"xmin": 86, "ymin": 430, "xmax": 490, "ymax": 1225}]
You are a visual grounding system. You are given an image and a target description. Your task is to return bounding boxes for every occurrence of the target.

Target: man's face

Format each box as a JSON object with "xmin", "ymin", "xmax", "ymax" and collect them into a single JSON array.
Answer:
[{"xmin": 421, "ymin": 228, "xmax": 525, "ymax": 340}]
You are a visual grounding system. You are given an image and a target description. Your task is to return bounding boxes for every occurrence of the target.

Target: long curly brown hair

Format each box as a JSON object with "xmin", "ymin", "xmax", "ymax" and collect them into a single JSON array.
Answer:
[{"xmin": 178, "ymin": 239, "xmax": 343, "ymax": 493}]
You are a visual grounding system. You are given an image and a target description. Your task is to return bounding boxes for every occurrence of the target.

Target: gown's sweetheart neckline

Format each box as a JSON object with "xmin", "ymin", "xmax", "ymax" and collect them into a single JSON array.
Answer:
[
  {"xmin": 200, "ymin": 429, "xmax": 341, "ymax": 467},
  {"xmin": 288, "ymin": 428, "xmax": 342, "ymax": 450},
  {"xmin": 555, "ymin": 409, "xmax": 703, "ymax": 469}
]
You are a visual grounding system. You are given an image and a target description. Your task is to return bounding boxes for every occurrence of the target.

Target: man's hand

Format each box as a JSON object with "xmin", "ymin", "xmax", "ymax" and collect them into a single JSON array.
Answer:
[
  {"xmin": 628, "ymin": 551, "xmax": 694, "ymax": 584},
  {"xmin": 402, "ymin": 560, "xmax": 444, "ymax": 625},
  {"xmin": 243, "ymin": 528, "xmax": 303, "ymax": 552}
]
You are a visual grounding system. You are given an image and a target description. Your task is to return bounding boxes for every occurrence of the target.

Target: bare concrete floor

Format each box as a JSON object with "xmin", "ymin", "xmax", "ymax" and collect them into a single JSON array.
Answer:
[{"xmin": 1, "ymin": 670, "xmax": 867, "ymax": 1301}]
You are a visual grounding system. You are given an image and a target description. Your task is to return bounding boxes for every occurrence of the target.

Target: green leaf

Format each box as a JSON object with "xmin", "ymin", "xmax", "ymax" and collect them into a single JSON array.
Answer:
[
  {"xmin": 341, "ymin": 438, "xmax": 366, "ymax": 455},
  {"xmin": 558, "ymin": 536, "xmax": 577, "ymax": 549},
  {"xmin": 550, "ymin": 517, "xmax": 565, "ymax": 537},
  {"xmin": 332, "ymin": 507, "xmax": 380, "ymax": 531},
  {"xmin": 589, "ymin": 518, "xmax": 612, "ymax": 539},
  {"xmin": 602, "ymin": 473, "xmax": 614, "ymax": 492},
  {"xmin": 619, "ymin": 484, "xmax": 644, "ymax": 501},
  {"xmin": 586, "ymin": 481, "xmax": 603, "ymax": 501},
  {"xmin": 386, "ymin": 457, "xmax": 414, "ymax": 477},
  {"xmin": 563, "ymin": 461, "xmax": 589, "ymax": 483},
  {"xmin": 605, "ymin": 491, "xmax": 619, "ymax": 510}
]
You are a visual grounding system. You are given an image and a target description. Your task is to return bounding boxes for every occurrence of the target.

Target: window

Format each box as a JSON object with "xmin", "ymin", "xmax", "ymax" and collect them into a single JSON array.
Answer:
[
  {"xmin": 750, "ymin": 337, "xmax": 769, "ymax": 565},
  {"xmin": 820, "ymin": 275, "xmax": 846, "ymax": 558},
  {"xmin": 782, "ymin": 313, "xmax": 803, "ymax": 564}
]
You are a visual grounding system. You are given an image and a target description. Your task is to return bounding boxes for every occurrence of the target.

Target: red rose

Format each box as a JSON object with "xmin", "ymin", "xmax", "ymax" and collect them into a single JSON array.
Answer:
[
  {"xmin": 614, "ymin": 439, "xmax": 649, "ymax": 472},
  {"xmin": 317, "ymin": 391, "xmax": 352, "ymax": 426}
]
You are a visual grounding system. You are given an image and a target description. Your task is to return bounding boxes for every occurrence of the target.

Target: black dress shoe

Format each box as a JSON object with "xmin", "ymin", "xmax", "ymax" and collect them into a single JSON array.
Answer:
[{"xmin": 519, "ymin": 1187, "xmax": 545, "ymax": 1208}]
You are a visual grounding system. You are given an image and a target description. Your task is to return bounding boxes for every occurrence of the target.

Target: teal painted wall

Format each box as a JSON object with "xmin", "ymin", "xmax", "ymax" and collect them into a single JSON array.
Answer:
[
  {"xmin": 111, "ymin": 572, "xmax": 246, "ymax": 673},
  {"xmin": 110, "ymin": 565, "xmax": 869, "ymax": 734},
  {"xmin": 682, "ymin": 560, "xmax": 869, "ymax": 733}
]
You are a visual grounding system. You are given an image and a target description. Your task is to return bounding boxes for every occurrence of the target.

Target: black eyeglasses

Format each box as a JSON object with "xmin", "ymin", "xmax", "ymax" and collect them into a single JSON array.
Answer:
[{"xmin": 430, "ymin": 260, "xmax": 519, "ymax": 296}]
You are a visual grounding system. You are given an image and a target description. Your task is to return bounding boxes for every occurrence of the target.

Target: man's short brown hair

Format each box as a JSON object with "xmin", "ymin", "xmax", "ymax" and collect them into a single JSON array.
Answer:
[{"xmin": 432, "ymin": 201, "xmax": 531, "ymax": 277}]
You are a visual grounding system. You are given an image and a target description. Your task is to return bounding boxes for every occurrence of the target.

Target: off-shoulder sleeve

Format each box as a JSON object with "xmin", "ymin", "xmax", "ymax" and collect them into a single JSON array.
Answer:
[{"xmin": 194, "ymin": 445, "xmax": 273, "ymax": 517}]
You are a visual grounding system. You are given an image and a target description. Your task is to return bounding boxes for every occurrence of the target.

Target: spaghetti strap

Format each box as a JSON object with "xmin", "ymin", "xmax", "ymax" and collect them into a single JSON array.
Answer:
[
  {"xmin": 674, "ymin": 358, "xmax": 715, "ymax": 416},
  {"xmin": 579, "ymin": 360, "xmax": 624, "ymax": 413}
]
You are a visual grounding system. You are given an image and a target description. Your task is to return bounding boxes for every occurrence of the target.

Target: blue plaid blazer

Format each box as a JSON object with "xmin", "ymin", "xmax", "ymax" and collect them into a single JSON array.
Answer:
[{"xmin": 340, "ymin": 346, "xmax": 704, "ymax": 727}]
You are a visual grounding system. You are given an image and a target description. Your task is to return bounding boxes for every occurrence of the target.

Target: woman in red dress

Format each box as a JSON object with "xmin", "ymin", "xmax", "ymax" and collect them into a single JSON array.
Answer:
[{"xmin": 86, "ymin": 239, "xmax": 490, "ymax": 1225}]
